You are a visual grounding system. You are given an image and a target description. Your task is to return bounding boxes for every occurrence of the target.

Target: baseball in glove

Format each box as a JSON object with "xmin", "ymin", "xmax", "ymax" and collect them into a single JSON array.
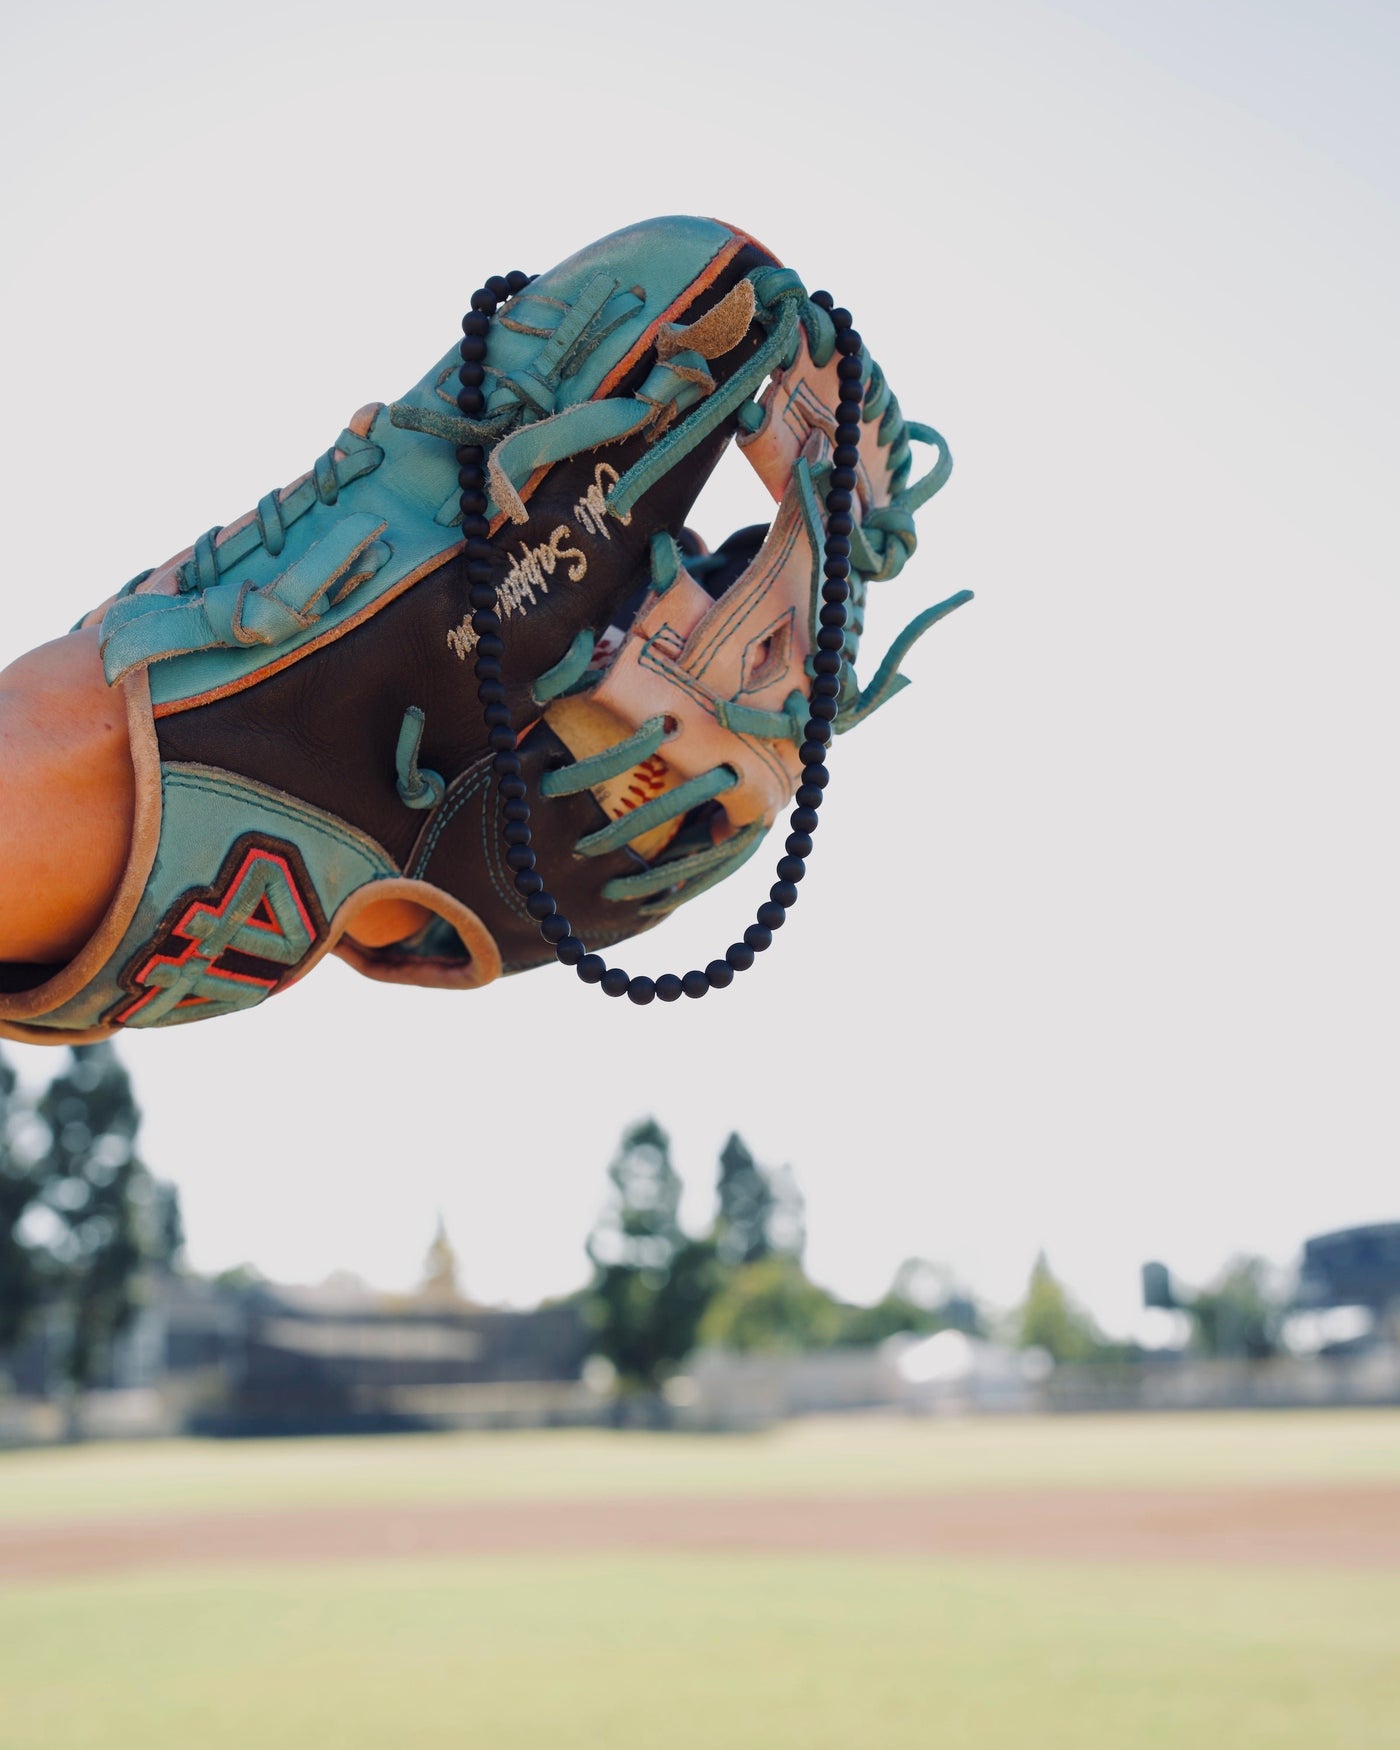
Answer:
[{"xmin": 0, "ymin": 215, "xmax": 968, "ymax": 1042}]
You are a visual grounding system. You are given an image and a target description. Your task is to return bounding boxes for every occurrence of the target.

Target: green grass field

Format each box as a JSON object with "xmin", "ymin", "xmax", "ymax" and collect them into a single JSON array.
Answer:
[
  {"xmin": 3, "ymin": 1413, "xmax": 1398, "ymax": 1750},
  {"xmin": 4, "ymin": 1407, "xmax": 1399, "ymax": 1522}
]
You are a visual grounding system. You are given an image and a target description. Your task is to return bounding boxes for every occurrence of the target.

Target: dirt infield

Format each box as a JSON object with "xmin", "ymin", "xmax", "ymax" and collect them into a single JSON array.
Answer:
[{"xmin": 5, "ymin": 1483, "xmax": 1399, "ymax": 1583}]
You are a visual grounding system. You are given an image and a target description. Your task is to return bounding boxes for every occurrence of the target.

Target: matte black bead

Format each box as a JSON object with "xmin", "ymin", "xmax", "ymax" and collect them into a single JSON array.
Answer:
[
  {"xmin": 836, "ymin": 328, "xmax": 862, "ymax": 355},
  {"xmin": 455, "ymin": 443, "xmax": 486, "ymax": 465},
  {"xmin": 459, "ymin": 361, "xmax": 485, "ymax": 387},
  {"xmin": 472, "ymin": 611, "xmax": 502, "ymax": 637},
  {"xmin": 825, "ymin": 534, "xmax": 850, "ymax": 558},
  {"xmin": 789, "ymin": 807, "xmax": 819, "ymax": 834},
  {"xmin": 488, "ymin": 726, "xmax": 517, "ymax": 752},
  {"xmin": 505, "ymin": 844, "xmax": 535, "ymax": 871},
  {"xmin": 503, "ymin": 797, "xmax": 530, "ymax": 821},
  {"xmin": 725, "ymin": 942, "xmax": 755, "ymax": 972},
  {"xmin": 705, "ymin": 959, "xmax": 734, "ymax": 989},
  {"xmin": 470, "ymin": 288, "xmax": 497, "ymax": 313},
  {"xmin": 770, "ymin": 880, "xmax": 799, "ymax": 910},
  {"xmin": 809, "ymin": 697, "xmax": 837, "ymax": 721},
  {"xmin": 504, "ymin": 822, "xmax": 530, "ymax": 847},
  {"xmin": 785, "ymin": 831, "xmax": 813, "ymax": 858},
  {"xmin": 526, "ymin": 891, "xmax": 556, "ymax": 920},
  {"xmin": 835, "ymin": 422, "xmax": 861, "ymax": 446},
  {"xmin": 475, "ymin": 656, "xmax": 502, "ymax": 682},
  {"xmin": 813, "ymin": 650, "xmax": 842, "ymax": 675},
  {"xmin": 541, "ymin": 914, "xmax": 570, "ymax": 943},
  {"xmin": 460, "ymin": 514, "xmax": 489, "ymax": 539},
  {"xmin": 460, "ymin": 492, "xmax": 487, "ymax": 516},
  {"xmin": 828, "ymin": 512, "xmax": 853, "ymax": 536},
  {"xmin": 656, "ymin": 973, "xmax": 684, "ymax": 1002},
  {"xmin": 829, "ymin": 305, "xmax": 853, "ymax": 330},
  {"xmin": 459, "ymin": 336, "xmax": 487, "ymax": 362},
  {"xmin": 811, "ymin": 675, "xmax": 840, "ymax": 700},
  {"xmin": 556, "ymin": 936, "xmax": 585, "ymax": 965},
  {"xmin": 820, "ymin": 603, "xmax": 847, "ymax": 627},
  {"xmin": 681, "ymin": 970, "xmax": 709, "ymax": 999},
  {"xmin": 514, "ymin": 870, "xmax": 544, "ymax": 896},
  {"xmin": 627, "ymin": 976, "xmax": 656, "ymax": 1005},
  {"xmin": 458, "ymin": 468, "xmax": 483, "ymax": 492},
  {"xmin": 462, "ymin": 311, "xmax": 489, "ymax": 336},
  {"xmin": 505, "ymin": 270, "xmax": 532, "ymax": 294},
  {"xmin": 795, "ymin": 784, "xmax": 825, "ymax": 810},
  {"xmin": 486, "ymin": 275, "xmax": 511, "ymax": 301},
  {"xmin": 601, "ymin": 967, "xmax": 630, "ymax": 998},
  {"xmin": 817, "ymin": 627, "xmax": 846, "ymax": 651},
  {"xmin": 804, "ymin": 720, "xmax": 831, "ymax": 746},
  {"xmin": 756, "ymin": 901, "xmax": 787, "ymax": 931},
  {"xmin": 577, "ymin": 954, "xmax": 606, "ymax": 983},
  {"xmin": 833, "ymin": 445, "xmax": 860, "ymax": 470},
  {"xmin": 465, "ymin": 535, "xmax": 493, "ymax": 561},
  {"xmin": 480, "ymin": 681, "xmax": 506, "ymax": 707},
  {"xmin": 743, "ymin": 923, "xmax": 773, "ymax": 952},
  {"xmin": 801, "ymin": 759, "xmax": 829, "ymax": 786},
  {"xmin": 776, "ymin": 856, "xmax": 806, "ymax": 885},
  {"xmin": 822, "ymin": 581, "xmax": 849, "ymax": 605},
  {"xmin": 499, "ymin": 774, "xmax": 526, "ymax": 799},
  {"xmin": 837, "ymin": 355, "xmax": 863, "ymax": 380},
  {"xmin": 810, "ymin": 289, "xmax": 834, "ymax": 310},
  {"xmin": 485, "ymin": 705, "xmax": 513, "ymax": 730},
  {"xmin": 830, "ymin": 467, "xmax": 857, "ymax": 491},
  {"xmin": 456, "ymin": 389, "xmax": 484, "ymax": 414},
  {"xmin": 478, "ymin": 634, "xmax": 505, "ymax": 660},
  {"xmin": 470, "ymin": 584, "xmax": 498, "ymax": 611},
  {"xmin": 467, "ymin": 566, "xmax": 494, "ymax": 592},
  {"xmin": 826, "ymin": 489, "xmax": 853, "ymax": 514}
]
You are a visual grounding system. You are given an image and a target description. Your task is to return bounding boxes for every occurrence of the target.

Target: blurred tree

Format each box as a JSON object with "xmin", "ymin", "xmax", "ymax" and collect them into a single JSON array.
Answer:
[
  {"xmin": 0, "ymin": 1047, "xmax": 44, "ymax": 1357},
  {"xmin": 713, "ymin": 1133, "xmax": 805, "ymax": 1265},
  {"xmin": 585, "ymin": 1119, "xmax": 719, "ymax": 1393},
  {"xmin": 29, "ymin": 1045, "xmax": 182, "ymax": 1424},
  {"xmin": 1185, "ymin": 1256, "xmax": 1284, "ymax": 1359},
  {"xmin": 1016, "ymin": 1252, "xmax": 1104, "ymax": 1362},
  {"xmin": 714, "ymin": 1133, "xmax": 773, "ymax": 1266},
  {"xmin": 837, "ymin": 1259, "xmax": 983, "ymax": 1346},
  {"xmin": 698, "ymin": 1254, "xmax": 845, "ymax": 1353}
]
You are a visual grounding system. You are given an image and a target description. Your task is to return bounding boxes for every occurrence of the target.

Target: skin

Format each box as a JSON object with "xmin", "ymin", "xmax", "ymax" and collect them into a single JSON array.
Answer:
[{"xmin": 0, "ymin": 629, "xmax": 427, "ymax": 965}]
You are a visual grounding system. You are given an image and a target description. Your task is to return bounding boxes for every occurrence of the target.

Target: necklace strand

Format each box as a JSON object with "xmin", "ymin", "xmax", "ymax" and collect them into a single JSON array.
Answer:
[{"xmin": 456, "ymin": 274, "xmax": 859, "ymax": 1004}]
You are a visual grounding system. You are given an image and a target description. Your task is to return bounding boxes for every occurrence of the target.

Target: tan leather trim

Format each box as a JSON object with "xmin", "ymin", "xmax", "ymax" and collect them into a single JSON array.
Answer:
[
  {"xmin": 0, "ymin": 1017, "xmax": 124, "ymax": 1046},
  {"xmin": 324, "ymin": 880, "xmax": 504, "ymax": 992},
  {"xmin": 0, "ymin": 670, "xmax": 162, "ymax": 1040},
  {"xmin": 594, "ymin": 233, "xmax": 750, "ymax": 398}
]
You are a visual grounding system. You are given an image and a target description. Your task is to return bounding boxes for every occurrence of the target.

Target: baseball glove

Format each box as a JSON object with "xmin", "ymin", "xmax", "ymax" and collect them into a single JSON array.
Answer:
[{"xmin": 0, "ymin": 215, "xmax": 967, "ymax": 1042}]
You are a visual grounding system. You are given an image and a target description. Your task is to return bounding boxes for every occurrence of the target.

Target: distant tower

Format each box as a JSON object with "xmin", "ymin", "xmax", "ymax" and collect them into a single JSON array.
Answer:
[{"xmin": 419, "ymin": 1213, "xmax": 463, "ymax": 1303}]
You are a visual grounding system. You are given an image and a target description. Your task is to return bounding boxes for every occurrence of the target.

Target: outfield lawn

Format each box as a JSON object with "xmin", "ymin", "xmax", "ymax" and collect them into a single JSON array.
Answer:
[
  {"xmin": 2, "ymin": 1554, "xmax": 1397, "ymax": 1750},
  {"xmin": 3, "ymin": 1409, "xmax": 1400, "ymax": 1524}
]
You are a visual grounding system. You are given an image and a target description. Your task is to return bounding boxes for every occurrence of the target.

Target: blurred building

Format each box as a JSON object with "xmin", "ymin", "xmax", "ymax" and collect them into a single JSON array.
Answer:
[
  {"xmin": 1295, "ymin": 1223, "xmax": 1400, "ymax": 1347},
  {"xmin": 2, "ymin": 1263, "xmax": 594, "ymax": 1439}
]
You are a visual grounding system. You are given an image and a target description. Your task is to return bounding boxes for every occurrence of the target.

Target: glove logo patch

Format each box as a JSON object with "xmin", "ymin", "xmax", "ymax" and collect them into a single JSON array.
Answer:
[{"xmin": 110, "ymin": 836, "xmax": 325, "ymax": 1029}]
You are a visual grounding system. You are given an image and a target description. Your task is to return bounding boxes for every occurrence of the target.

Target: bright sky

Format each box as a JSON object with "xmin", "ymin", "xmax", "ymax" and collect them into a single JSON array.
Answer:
[{"xmin": 2, "ymin": 0, "xmax": 1396, "ymax": 1337}]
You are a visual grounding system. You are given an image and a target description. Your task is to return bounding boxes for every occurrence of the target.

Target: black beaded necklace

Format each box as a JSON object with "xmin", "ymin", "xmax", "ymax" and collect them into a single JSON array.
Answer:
[{"xmin": 457, "ymin": 272, "xmax": 860, "ymax": 1005}]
